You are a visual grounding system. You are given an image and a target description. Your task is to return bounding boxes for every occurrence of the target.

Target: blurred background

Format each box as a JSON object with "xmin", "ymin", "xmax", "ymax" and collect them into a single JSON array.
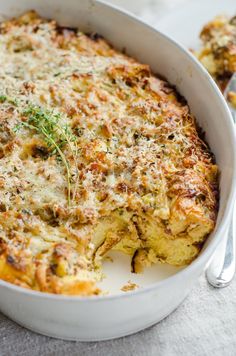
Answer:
[{"xmin": 105, "ymin": 0, "xmax": 186, "ymax": 23}]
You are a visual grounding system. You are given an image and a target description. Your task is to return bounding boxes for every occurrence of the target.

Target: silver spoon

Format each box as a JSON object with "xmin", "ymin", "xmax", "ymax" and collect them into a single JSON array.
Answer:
[{"xmin": 206, "ymin": 73, "xmax": 236, "ymax": 288}]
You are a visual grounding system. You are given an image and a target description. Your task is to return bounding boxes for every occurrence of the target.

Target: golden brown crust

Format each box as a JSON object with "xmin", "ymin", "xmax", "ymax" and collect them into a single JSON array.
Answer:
[{"xmin": 0, "ymin": 11, "xmax": 219, "ymax": 295}]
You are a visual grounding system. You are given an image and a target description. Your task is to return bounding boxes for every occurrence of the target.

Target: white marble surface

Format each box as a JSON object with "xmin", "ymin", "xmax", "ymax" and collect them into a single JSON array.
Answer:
[{"xmin": 1, "ymin": 1, "xmax": 236, "ymax": 355}]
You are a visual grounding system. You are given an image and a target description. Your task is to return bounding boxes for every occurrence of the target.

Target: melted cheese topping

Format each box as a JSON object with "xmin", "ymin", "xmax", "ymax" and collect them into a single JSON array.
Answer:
[{"xmin": 0, "ymin": 11, "xmax": 218, "ymax": 295}]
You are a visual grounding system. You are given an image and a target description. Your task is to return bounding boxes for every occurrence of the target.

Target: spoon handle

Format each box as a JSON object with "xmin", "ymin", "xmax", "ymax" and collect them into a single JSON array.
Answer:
[{"xmin": 206, "ymin": 206, "xmax": 235, "ymax": 288}]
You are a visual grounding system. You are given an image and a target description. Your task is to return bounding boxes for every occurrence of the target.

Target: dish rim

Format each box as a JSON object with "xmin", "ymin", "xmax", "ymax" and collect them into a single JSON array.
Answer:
[{"xmin": 0, "ymin": 0, "xmax": 235, "ymax": 302}]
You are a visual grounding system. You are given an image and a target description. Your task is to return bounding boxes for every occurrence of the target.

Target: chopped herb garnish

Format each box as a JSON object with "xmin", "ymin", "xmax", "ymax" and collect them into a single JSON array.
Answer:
[
  {"xmin": 0, "ymin": 95, "xmax": 18, "ymax": 106},
  {"xmin": 0, "ymin": 95, "xmax": 7, "ymax": 103}
]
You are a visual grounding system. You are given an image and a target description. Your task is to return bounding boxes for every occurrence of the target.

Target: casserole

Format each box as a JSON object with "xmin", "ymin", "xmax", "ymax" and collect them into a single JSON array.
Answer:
[
  {"xmin": 0, "ymin": 11, "xmax": 219, "ymax": 295},
  {"xmin": 0, "ymin": 0, "xmax": 235, "ymax": 341}
]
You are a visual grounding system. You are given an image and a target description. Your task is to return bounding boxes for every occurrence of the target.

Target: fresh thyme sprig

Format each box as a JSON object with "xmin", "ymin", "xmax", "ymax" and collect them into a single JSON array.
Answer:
[{"xmin": 14, "ymin": 105, "xmax": 78, "ymax": 206}]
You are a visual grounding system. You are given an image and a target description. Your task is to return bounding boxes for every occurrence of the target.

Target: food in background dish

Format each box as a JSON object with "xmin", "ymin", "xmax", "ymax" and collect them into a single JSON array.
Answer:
[
  {"xmin": 197, "ymin": 15, "xmax": 236, "ymax": 91},
  {"xmin": 227, "ymin": 90, "xmax": 236, "ymax": 108},
  {"xmin": 0, "ymin": 11, "xmax": 218, "ymax": 295}
]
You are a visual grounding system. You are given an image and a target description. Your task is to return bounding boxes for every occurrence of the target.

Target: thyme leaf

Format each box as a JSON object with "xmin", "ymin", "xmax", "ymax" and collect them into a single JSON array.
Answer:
[{"xmin": 14, "ymin": 104, "xmax": 78, "ymax": 206}]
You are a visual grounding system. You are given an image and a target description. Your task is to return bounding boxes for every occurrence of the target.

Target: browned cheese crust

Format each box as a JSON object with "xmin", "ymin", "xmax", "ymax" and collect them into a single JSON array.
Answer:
[{"xmin": 0, "ymin": 11, "xmax": 218, "ymax": 295}]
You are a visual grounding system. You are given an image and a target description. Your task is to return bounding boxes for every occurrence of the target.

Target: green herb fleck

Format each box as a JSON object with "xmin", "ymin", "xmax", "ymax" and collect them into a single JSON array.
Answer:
[
  {"xmin": 0, "ymin": 95, "xmax": 7, "ymax": 103},
  {"xmin": 0, "ymin": 95, "xmax": 18, "ymax": 106}
]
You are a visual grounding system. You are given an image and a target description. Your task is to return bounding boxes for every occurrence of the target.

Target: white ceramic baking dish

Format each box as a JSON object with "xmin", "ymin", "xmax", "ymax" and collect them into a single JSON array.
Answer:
[{"xmin": 0, "ymin": 0, "xmax": 235, "ymax": 341}]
